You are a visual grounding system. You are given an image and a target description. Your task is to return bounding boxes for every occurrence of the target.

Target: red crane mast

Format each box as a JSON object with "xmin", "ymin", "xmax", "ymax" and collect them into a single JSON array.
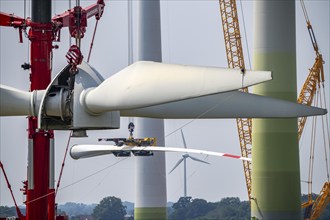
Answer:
[{"xmin": 0, "ymin": 1, "xmax": 105, "ymax": 219}]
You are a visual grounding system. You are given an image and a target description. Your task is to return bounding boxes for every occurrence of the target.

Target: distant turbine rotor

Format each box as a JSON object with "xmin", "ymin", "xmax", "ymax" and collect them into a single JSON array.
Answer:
[
  {"xmin": 169, "ymin": 129, "xmax": 210, "ymax": 174},
  {"xmin": 169, "ymin": 129, "xmax": 210, "ymax": 197}
]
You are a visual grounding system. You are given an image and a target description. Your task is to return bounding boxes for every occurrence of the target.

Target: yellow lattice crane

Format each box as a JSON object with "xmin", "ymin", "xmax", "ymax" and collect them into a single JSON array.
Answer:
[
  {"xmin": 218, "ymin": 0, "xmax": 252, "ymax": 202},
  {"xmin": 297, "ymin": 0, "xmax": 325, "ymax": 140},
  {"xmin": 299, "ymin": 1, "xmax": 329, "ymax": 219},
  {"xmin": 311, "ymin": 182, "xmax": 330, "ymax": 220},
  {"xmin": 297, "ymin": 55, "xmax": 324, "ymax": 139}
]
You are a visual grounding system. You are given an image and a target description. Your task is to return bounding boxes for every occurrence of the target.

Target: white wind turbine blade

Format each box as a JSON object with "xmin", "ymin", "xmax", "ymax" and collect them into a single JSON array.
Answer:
[
  {"xmin": 168, "ymin": 158, "xmax": 185, "ymax": 174},
  {"xmin": 70, "ymin": 144, "xmax": 116, "ymax": 159},
  {"xmin": 70, "ymin": 144, "xmax": 251, "ymax": 161},
  {"xmin": 187, "ymin": 155, "xmax": 210, "ymax": 165},
  {"xmin": 2, "ymin": 62, "xmax": 326, "ymax": 119},
  {"xmin": 181, "ymin": 129, "xmax": 187, "ymax": 149},
  {"xmin": 0, "ymin": 84, "xmax": 45, "ymax": 116},
  {"xmin": 82, "ymin": 61, "xmax": 272, "ymax": 114},
  {"xmin": 121, "ymin": 91, "xmax": 327, "ymax": 118}
]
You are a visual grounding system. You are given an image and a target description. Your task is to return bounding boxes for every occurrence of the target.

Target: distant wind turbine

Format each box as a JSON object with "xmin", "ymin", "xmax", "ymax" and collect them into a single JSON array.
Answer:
[{"xmin": 169, "ymin": 129, "xmax": 210, "ymax": 197}]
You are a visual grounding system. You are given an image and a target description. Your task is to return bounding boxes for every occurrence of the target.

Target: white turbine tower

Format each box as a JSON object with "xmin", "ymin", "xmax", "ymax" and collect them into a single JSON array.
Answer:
[{"xmin": 169, "ymin": 129, "xmax": 210, "ymax": 198}]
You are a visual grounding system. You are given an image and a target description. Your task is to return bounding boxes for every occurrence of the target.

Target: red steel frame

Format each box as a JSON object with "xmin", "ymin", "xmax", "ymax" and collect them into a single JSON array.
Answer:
[{"xmin": 0, "ymin": 1, "xmax": 104, "ymax": 219}]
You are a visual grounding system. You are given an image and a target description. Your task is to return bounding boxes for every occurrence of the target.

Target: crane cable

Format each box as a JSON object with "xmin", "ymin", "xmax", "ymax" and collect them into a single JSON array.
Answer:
[
  {"xmin": 306, "ymin": 85, "xmax": 330, "ymax": 199},
  {"xmin": 69, "ymin": 0, "xmax": 72, "ymax": 46},
  {"xmin": 23, "ymin": 157, "xmax": 128, "ymax": 206},
  {"xmin": 307, "ymin": 94, "xmax": 318, "ymax": 199},
  {"xmin": 299, "ymin": 0, "xmax": 330, "ymax": 191},
  {"xmin": 320, "ymin": 70, "xmax": 330, "ymax": 181},
  {"xmin": 87, "ymin": 19, "xmax": 99, "ymax": 63},
  {"xmin": 55, "ymin": 131, "xmax": 72, "ymax": 197},
  {"xmin": 319, "ymin": 86, "xmax": 330, "ymax": 181},
  {"xmin": 300, "ymin": 0, "xmax": 310, "ymax": 24},
  {"xmin": 322, "ymin": 87, "xmax": 330, "ymax": 182},
  {"xmin": 300, "ymin": 0, "xmax": 319, "ymax": 54},
  {"xmin": 55, "ymin": 0, "xmax": 100, "ymax": 197},
  {"xmin": 238, "ymin": 0, "xmax": 251, "ymax": 69},
  {"xmin": 127, "ymin": 0, "xmax": 134, "ymax": 126}
]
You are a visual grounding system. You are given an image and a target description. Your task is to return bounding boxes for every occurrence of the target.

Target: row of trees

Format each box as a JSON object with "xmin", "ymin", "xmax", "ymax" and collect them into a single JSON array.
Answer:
[
  {"xmin": 169, "ymin": 197, "xmax": 250, "ymax": 220},
  {"xmin": 0, "ymin": 197, "xmax": 128, "ymax": 219},
  {"xmin": 90, "ymin": 196, "xmax": 250, "ymax": 219},
  {"xmin": 92, "ymin": 196, "xmax": 127, "ymax": 219},
  {"xmin": 168, "ymin": 194, "xmax": 330, "ymax": 220},
  {"xmin": 1, "ymin": 195, "xmax": 329, "ymax": 219}
]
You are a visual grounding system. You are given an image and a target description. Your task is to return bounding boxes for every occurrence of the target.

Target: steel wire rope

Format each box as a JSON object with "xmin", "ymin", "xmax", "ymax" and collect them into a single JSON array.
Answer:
[
  {"xmin": 322, "ymin": 88, "xmax": 330, "ymax": 181},
  {"xmin": 307, "ymin": 92, "xmax": 320, "ymax": 196},
  {"xmin": 128, "ymin": 0, "xmax": 133, "ymax": 66},
  {"xmin": 319, "ymin": 85, "xmax": 330, "ymax": 181},
  {"xmin": 299, "ymin": 116, "xmax": 310, "ymax": 151},
  {"xmin": 300, "ymin": 0, "xmax": 311, "ymax": 25},
  {"xmin": 87, "ymin": 19, "xmax": 99, "ymax": 63},
  {"xmin": 165, "ymin": 1, "xmax": 172, "ymax": 63},
  {"xmin": 163, "ymin": 92, "xmax": 236, "ymax": 141},
  {"xmin": 69, "ymin": 0, "xmax": 72, "ymax": 46},
  {"xmin": 238, "ymin": 0, "xmax": 251, "ymax": 69},
  {"xmin": 127, "ymin": 0, "xmax": 134, "ymax": 126},
  {"xmin": 23, "ymin": 0, "xmax": 27, "ymax": 20},
  {"xmin": 307, "ymin": 116, "xmax": 316, "ymax": 196},
  {"xmin": 300, "ymin": 117, "xmax": 311, "ymax": 186},
  {"xmin": 55, "ymin": 131, "xmax": 73, "ymax": 197},
  {"xmin": 76, "ymin": 162, "xmax": 119, "ymax": 202},
  {"xmin": 22, "ymin": 0, "xmax": 31, "ymax": 77},
  {"xmin": 22, "ymin": 157, "xmax": 128, "ymax": 206}
]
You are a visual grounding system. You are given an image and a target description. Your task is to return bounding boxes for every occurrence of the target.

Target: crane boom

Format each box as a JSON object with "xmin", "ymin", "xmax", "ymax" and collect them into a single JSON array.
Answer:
[
  {"xmin": 218, "ymin": 0, "xmax": 252, "ymax": 201},
  {"xmin": 297, "ymin": 54, "xmax": 325, "ymax": 140}
]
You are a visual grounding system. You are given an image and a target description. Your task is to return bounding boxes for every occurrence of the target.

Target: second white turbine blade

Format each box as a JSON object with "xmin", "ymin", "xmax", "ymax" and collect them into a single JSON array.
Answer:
[
  {"xmin": 168, "ymin": 158, "xmax": 185, "ymax": 174},
  {"xmin": 181, "ymin": 129, "xmax": 188, "ymax": 149},
  {"xmin": 121, "ymin": 91, "xmax": 327, "ymax": 118},
  {"xmin": 187, "ymin": 155, "xmax": 210, "ymax": 165},
  {"xmin": 70, "ymin": 144, "xmax": 251, "ymax": 161}
]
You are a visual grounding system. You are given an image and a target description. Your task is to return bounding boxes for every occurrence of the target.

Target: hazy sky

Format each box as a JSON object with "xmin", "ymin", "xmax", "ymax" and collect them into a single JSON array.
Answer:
[{"xmin": 1, "ymin": 0, "xmax": 329, "ymax": 207}]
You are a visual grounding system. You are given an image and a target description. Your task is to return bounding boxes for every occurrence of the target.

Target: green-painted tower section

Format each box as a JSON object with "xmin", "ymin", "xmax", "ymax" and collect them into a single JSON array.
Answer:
[{"xmin": 251, "ymin": 0, "xmax": 301, "ymax": 219}]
